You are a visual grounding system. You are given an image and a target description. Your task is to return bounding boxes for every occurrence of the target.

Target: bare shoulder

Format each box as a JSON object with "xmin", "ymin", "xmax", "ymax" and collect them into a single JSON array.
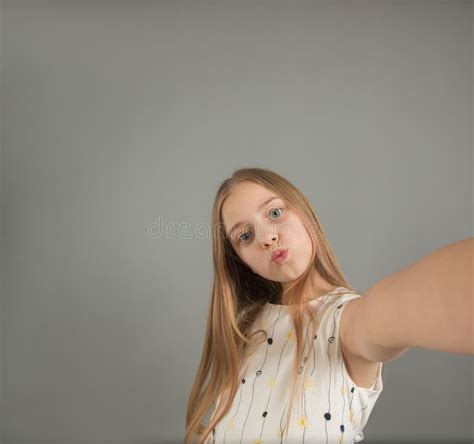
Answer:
[{"xmin": 340, "ymin": 297, "xmax": 382, "ymax": 388}]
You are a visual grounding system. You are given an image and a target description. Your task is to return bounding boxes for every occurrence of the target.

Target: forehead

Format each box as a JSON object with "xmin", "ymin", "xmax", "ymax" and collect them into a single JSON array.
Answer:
[{"xmin": 221, "ymin": 182, "xmax": 279, "ymax": 228}]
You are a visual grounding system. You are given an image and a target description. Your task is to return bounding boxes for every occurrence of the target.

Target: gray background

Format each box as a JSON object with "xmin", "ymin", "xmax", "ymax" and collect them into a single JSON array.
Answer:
[{"xmin": 0, "ymin": 0, "xmax": 473, "ymax": 443}]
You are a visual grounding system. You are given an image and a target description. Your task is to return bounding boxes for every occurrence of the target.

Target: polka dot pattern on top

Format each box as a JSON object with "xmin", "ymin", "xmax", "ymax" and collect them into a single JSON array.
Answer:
[{"xmin": 207, "ymin": 288, "xmax": 383, "ymax": 444}]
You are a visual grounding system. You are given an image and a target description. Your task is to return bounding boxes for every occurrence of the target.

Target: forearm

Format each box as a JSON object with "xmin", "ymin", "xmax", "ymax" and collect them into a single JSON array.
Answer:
[{"xmin": 360, "ymin": 237, "xmax": 473, "ymax": 356}]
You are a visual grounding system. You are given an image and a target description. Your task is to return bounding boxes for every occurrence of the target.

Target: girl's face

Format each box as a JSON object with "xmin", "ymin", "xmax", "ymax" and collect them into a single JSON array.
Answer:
[{"xmin": 221, "ymin": 181, "xmax": 313, "ymax": 284}]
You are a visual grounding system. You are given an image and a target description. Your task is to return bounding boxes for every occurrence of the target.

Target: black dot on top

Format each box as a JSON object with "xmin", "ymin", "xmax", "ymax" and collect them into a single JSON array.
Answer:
[
  {"xmin": 256, "ymin": 370, "xmax": 262, "ymax": 377},
  {"xmin": 328, "ymin": 336, "xmax": 335, "ymax": 343},
  {"xmin": 340, "ymin": 424, "xmax": 345, "ymax": 432},
  {"xmin": 267, "ymin": 337, "xmax": 273, "ymax": 344},
  {"xmin": 262, "ymin": 411, "xmax": 268, "ymax": 417},
  {"xmin": 314, "ymin": 334, "xmax": 317, "ymax": 340},
  {"xmin": 337, "ymin": 304, "xmax": 343, "ymax": 309},
  {"xmin": 351, "ymin": 387, "xmax": 354, "ymax": 393},
  {"xmin": 241, "ymin": 378, "xmax": 246, "ymax": 384},
  {"xmin": 324, "ymin": 412, "xmax": 331, "ymax": 421}
]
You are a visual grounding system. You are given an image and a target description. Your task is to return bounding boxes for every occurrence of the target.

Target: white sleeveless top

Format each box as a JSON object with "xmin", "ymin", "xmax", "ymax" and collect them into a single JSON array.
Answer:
[{"xmin": 207, "ymin": 287, "xmax": 383, "ymax": 443}]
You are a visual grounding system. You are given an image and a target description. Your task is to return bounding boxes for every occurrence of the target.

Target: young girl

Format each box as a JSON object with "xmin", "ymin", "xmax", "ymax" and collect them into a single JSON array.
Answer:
[{"xmin": 185, "ymin": 167, "xmax": 472, "ymax": 444}]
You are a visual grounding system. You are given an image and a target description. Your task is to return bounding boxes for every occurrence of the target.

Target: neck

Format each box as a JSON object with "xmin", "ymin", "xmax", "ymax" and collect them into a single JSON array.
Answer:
[{"xmin": 281, "ymin": 270, "xmax": 337, "ymax": 304}]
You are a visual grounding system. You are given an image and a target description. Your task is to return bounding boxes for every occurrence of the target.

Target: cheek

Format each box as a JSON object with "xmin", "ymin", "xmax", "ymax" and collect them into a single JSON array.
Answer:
[
  {"xmin": 235, "ymin": 248, "xmax": 255, "ymax": 267},
  {"xmin": 283, "ymin": 216, "xmax": 309, "ymax": 243},
  {"xmin": 240, "ymin": 249, "xmax": 267, "ymax": 271},
  {"xmin": 284, "ymin": 219, "xmax": 313, "ymax": 258},
  {"xmin": 242, "ymin": 250, "xmax": 258, "ymax": 266}
]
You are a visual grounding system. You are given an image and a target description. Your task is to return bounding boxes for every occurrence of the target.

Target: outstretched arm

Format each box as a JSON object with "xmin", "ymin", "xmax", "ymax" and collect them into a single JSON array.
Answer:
[{"xmin": 349, "ymin": 237, "xmax": 473, "ymax": 363}]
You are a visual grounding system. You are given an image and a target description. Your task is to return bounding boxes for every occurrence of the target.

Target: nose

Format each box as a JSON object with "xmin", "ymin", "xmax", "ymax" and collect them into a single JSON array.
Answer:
[{"xmin": 255, "ymin": 223, "xmax": 279, "ymax": 247}]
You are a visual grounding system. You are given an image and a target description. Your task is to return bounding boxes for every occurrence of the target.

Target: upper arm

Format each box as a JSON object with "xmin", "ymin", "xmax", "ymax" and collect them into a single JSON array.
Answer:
[{"xmin": 340, "ymin": 295, "xmax": 410, "ymax": 364}]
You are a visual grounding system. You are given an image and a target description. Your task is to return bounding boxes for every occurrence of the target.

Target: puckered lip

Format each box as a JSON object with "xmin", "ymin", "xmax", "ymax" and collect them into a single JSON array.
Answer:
[{"xmin": 271, "ymin": 247, "xmax": 288, "ymax": 262}]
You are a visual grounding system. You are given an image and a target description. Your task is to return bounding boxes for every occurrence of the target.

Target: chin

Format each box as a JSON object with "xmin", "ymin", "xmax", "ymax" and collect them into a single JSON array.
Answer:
[{"xmin": 281, "ymin": 270, "xmax": 304, "ymax": 282}]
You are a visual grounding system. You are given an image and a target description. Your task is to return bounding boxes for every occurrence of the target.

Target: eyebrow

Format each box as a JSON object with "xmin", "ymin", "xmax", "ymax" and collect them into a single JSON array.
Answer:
[{"xmin": 228, "ymin": 196, "xmax": 281, "ymax": 239}]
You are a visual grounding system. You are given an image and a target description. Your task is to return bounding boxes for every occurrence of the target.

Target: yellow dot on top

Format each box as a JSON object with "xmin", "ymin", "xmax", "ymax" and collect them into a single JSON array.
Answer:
[
  {"xmin": 287, "ymin": 331, "xmax": 294, "ymax": 341},
  {"xmin": 304, "ymin": 376, "xmax": 316, "ymax": 390},
  {"xmin": 340, "ymin": 386, "xmax": 346, "ymax": 396},
  {"xmin": 298, "ymin": 417, "xmax": 309, "ymax": 428},
  {"xmin": 227, "ymin": 419, "xmax": 236, "ymax": 429},
  {"xmin": 276, "ymin": 429, "xmax": 284, "ymax": 438},
  {"xmin": 267, "ymin": 377, "xmax": 277, "ymax": 389},
  {"xmin": 260, "ymin": 319, "xmax": 268, "ymax": 328},
  {"xmin": 254, "ymin": 439, "xmax": 263, "ymax": 444}
]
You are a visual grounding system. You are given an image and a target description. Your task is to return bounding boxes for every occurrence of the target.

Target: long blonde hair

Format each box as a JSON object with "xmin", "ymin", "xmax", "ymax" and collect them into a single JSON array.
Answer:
[{"xmin": 185, "ymin": 167, "xmax": 359, "ymax": 443}]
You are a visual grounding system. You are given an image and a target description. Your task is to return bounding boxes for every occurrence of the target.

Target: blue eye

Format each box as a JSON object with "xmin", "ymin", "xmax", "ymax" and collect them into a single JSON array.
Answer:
[
  {"xmin": 237, "ymin": 207, "xmax": 284, "ymax": 243},
  {"xmin": 269, "ymin": 208, "xmax": 283, "ymax": 219},
  {"xmin": 238, "ymin": 231, "xmax": 252, "ymax": 243}
]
